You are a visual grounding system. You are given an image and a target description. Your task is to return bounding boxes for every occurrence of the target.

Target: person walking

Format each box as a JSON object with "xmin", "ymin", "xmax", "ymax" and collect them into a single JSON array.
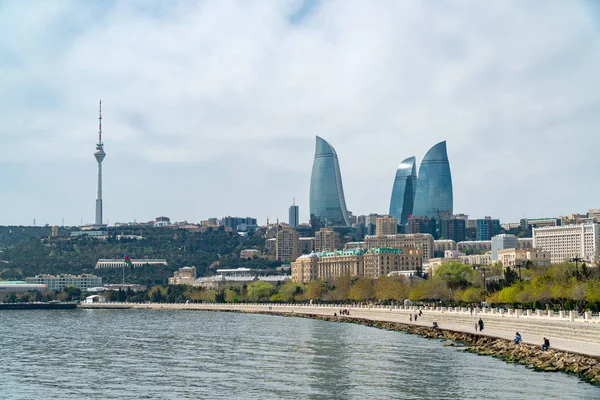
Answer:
[{"xmin": 478, "ymin": 318, "xmax": 484, "ymax": 332}]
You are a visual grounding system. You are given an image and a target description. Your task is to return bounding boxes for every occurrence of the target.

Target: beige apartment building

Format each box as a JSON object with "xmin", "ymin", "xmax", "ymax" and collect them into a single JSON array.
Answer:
[
  {"xmin": 376, "ymin": 216, "xmax": 398, "ymax": 236},
  {"xmin": 497, "ymin": 248, "xmax": 551, "ymax": 269},
  {"xmin": 364, "ymin": 233, "xmax": 434, "ymax": 261},
  {"xmin": 276, "ymin": 227, "xmax": 301, "ymax": 262},
  {"xmin": 315, "ymin": 228, "xmax": 341, "ymax": 252},
  {"xmin": 291, "ymin": 253, "xmax": 320, "ymax": 283},
  {"xmin": 291, "ymin": 248, "xmax": 422, "ymax": 283},
  {"xmin": 318, "ymin": 249, "xmax": 364, "ymax": 279},
  {"xmin": 299, "ymin": 237, "xmax": 316, "ymax": 254},
  {"xmin": 434, "ymin": 239, "xmax": 457, "ymax": 253},
  {"xmin": 363, "ymin": 248, "xmax": 421, "ymax": 279}
]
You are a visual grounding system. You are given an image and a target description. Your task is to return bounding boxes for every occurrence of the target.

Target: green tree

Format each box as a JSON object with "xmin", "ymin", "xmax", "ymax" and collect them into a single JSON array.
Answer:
[
  {"xmin": 328, "ymin": 276, "xmax": 352, "ymax": 301},
  {"xmin": 374, "ymin": 276, "xmax": 409, "ymax": 302},
  {"xmin": 408, "ymin": 278, "xmax": 451, "ymax": 302},
  {"xmin": 434, "ymin": 261, "xmax": 474, "ymax": 289},
  {"xmin": 303, "ymin": 280, "xmax": 325, "ymax": 301},
  {"xmin": 277, "ymin": 282, "xmax": 302, "ymax": 302},
  {"xmin": 348, "ymin": 277, "xmax": 374, "ymax": 302},
  {"xmin": 246, "ymin": 281, "xmax": 275, "ymax": 302}
]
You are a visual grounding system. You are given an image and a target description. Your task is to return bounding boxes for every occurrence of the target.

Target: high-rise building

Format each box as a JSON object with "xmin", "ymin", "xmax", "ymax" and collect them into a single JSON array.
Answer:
[
  {"xmin": 315, "ymin": 228, "xmax": 341, "ymax": 252},
  {"xmin": 407, "ymin": 216, "xmax": 436, "ymax": 237},
  {"xmin": 413, "ymin": 141, "xmax": 453, "ymax": 218},
  {"xmin": 389, "ymin": 157, "xmax": 417, "ymax": 224},
  {"xmin": 439, "ymin": 218, "xmax": 466, "ymax": 242},
  {"xmin": 221, "ymin": 216, "xmax": 257, "ymax": 231},
  {"xmin": 94, "ymin": 100, "xmax": 106, "ymax": 225},
  {"xmin": 289, "ymin": 199, "xmax": 299, "ymax": 228},
  {"xmin": 276, "ymin": 227, "xmax": 301, "ymax": 262},
  {"xmin": 491, "ymin": 234, "xmax": 519, "ymax": 261},
  {"xmin": 376, "ymin": 216, "xmax": 398, "ymax": 236},
  {"xmin": 476, "ymin": 217, "xmax": 501, "ymax": 240},
  {"xmin": 533, "ymin": 223, "xmax": 600, "ymax": 264},
  {"xmin": 309, "ymin": 136, "xmax": 350, "ymax": 227}
]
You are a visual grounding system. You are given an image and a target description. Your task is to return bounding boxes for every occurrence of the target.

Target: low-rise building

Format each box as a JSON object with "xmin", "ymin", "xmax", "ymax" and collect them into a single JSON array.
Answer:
[
  {"xmin": 518, "ymin": 238, "xmax": 533, "ymax": 249},
  {"xmin": 25, "ymin": 274, "xmax": 102, "ymax": 291},
  {"xmin": 434, "ymin": 239, "xmax": 457, "ymax": 253},
  {"xmin": 364, "ymin": 233, "xmax": 434, "ymax": 262},
  {"xmin": 95, "ymin": 259, "xmax": 168, "ymax": 269},
  {"xmin": 291, "ymin": 252, "xmax": 320, "ymax": 283},
  {"xmin": 456, "ymin": 240, "xmax": 492, "ymax": 254},
  {"xmin": 363, "ymin": 248, "xmax": 421, "ymax": 279},
  {"xmin": 344, "ymin": 241, "xmax": 364, "ymax": 250},
  {"xmin": 240, "ymin": 249, "xmax": 261, "ymax": 259},
  {"xmin": 491, "ymin": 234, "xmax": 519, "ymax": 261},
  {"xmin": 168, "ymin": 267, "xmax": 197, "ymax": 285},
  {"xmin": 458, "ymin": 253, "xmax": 492, "ymax": 266},
  {"xmin": 0, "ymin": 281, "xmax": 48, "ymax": 294},
  {"xmin": 291, "ymin": 247, "xmax": 422, "ymax": 282},
  {"xmin": 497, "ymin": 248, "xmax": 551, "ymax": 269}
]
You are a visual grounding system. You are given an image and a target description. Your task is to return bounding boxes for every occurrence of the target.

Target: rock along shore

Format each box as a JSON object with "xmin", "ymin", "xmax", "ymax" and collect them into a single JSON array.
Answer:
[{"xmin": 240, "ymin": 309, "xmax": 600, "ymax": 385}]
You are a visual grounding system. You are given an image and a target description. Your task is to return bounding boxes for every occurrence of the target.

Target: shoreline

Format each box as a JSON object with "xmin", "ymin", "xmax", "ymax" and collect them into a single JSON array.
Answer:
[{"xmin": 79, "ymin": 303, "xmax": 600, "ymax": 384}]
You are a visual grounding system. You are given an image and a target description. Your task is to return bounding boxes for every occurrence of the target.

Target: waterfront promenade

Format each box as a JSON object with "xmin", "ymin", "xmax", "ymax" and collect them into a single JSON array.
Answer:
[{"xmin": 79, "ymin": 302, "xmax": 600, "ymax": 357}]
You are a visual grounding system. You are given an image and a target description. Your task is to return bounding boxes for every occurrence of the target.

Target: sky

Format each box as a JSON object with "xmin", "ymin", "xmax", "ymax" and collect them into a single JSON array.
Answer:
[{"xmin": 1, "ymin": 0, "xmax": 599, "ymax": 226}]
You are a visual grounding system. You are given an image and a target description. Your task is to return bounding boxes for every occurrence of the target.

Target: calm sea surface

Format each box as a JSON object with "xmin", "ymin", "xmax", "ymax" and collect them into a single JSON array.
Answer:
[{"xmin": 0, "ymin": 309, "xmax": 598, "ymax": 399}]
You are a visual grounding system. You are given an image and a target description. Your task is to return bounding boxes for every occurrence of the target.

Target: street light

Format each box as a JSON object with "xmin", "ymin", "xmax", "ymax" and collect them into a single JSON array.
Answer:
[{"xmin": 472, "ymin": 265, "xmax": 488, "ymax": 301}]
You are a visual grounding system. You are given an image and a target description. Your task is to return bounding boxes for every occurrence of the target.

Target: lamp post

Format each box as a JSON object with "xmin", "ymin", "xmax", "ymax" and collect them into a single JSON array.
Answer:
[{"xmin": 473, "ymin": 264, "xmax": 487, "ymax": 302}]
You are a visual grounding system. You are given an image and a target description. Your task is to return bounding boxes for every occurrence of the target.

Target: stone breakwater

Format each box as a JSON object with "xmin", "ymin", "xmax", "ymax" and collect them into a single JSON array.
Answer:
[{"xmin": 251, "ymin": 311, "xmax": 600, "ymax": 385}]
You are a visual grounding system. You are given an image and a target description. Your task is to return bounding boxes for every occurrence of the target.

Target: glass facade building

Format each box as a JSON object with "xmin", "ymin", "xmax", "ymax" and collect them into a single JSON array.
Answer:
[
  {"xmin": 389, "ymin": 156, "xmax": 417, "ymax": 225},
  {"xmin": 413, "ymin": 141, "xmax": 453, "ymax": 218},
  {"xmin": 309, "ymin": 136, "xmax": 350, "ymax": 227}
]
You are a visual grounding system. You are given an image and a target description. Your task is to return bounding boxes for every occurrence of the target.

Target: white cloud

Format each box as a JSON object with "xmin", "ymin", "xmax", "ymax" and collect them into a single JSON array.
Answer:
[{"xmin": 0, "ymin": 0, "xmax": 599, "ymax": 225}]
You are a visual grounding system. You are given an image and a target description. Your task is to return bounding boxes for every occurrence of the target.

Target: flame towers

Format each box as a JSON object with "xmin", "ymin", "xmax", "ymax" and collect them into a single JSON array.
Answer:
[
  {"xmin": 309, "ymin": 136, "xmax": 350, "ymax": 227},
  {"xmin": 94, "ymin": 100, "xmax": 106, "ymax": 225},
  {"xmin": 389, "ymin": 157, "xmax": 417, "ymax": 224},
  {"xmin": 412, "ymin": 141, "xmax": 453, "ymax": 218}
]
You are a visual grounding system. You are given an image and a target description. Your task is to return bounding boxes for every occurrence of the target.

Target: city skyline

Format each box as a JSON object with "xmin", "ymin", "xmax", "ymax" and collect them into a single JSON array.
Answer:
[{"xmin": 0, "ymin": 1, "xmax": 599, "ymax": 226}]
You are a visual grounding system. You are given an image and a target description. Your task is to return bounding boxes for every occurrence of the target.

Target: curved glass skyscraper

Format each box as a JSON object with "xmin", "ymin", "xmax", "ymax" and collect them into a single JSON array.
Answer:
[
  {"xmin": 389, "ymin": 156, "xmax": 417, "ymax": 224},
  {"xmin": 413, "ymin": 141, "xmax": 453, "ymax": 218},
  {"xmin": 309, "ymin": 136, "xmax": 350, "ymax": 227}
]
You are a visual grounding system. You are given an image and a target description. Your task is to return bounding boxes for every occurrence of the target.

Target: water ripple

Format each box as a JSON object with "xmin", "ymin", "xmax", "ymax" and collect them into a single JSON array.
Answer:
[{"xmin": 0, "ymin": 309, "xmax": 598, "ymax": 400}]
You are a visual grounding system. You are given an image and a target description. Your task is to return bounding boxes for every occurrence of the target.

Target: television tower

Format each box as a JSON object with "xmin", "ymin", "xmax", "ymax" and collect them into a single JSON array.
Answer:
[{"xmin": 94, "ymin": 100, "xmax": 106, "ymax": 225}]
